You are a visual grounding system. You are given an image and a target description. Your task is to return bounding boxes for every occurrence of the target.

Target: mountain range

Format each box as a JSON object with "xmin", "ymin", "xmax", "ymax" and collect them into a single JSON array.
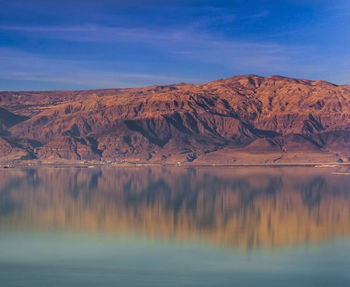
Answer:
[{"xmin": 1, "ymin": 74, "xmax": 350, "ymax": 164}]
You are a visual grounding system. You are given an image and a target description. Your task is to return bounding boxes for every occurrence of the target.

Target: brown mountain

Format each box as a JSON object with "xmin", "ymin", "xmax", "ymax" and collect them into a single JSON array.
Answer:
[{"xmin": 1, "ymin": 75, "xmax": 350, "ymax": 164}]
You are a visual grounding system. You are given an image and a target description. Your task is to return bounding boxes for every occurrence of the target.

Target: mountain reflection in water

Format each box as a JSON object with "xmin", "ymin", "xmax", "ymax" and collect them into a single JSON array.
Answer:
[{"xmin": 0, "ymin": 166, "xmax": 349, "ymax": 249}]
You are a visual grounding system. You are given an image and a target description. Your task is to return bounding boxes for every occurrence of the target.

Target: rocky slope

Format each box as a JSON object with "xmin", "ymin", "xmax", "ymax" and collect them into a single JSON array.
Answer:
[{"xmin": 1, "ymin": 75, "xmax": 350, "ymax": 164}]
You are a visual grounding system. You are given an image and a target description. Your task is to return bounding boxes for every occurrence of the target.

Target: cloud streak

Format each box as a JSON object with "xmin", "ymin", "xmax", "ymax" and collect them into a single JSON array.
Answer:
[
  {"xmin": 1, "ymin": 0, "xmax": 349, "ymax": 90},
  {"xmin": 0, "ymin": 11, "xmax": 347, "ymax": 89},
  {"xmin": 0, "ymin": 23, "xmax": 300, "ymax": 72},
  {"xmin": 0, "ymin": 48, "xmax": 191, "ymax": 90}
]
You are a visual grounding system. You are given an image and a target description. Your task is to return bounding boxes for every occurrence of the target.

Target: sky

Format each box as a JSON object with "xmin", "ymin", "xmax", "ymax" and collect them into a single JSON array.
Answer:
[{"xmin": 0, "ymin": 0, "xmax": 349, "ymax": 91}]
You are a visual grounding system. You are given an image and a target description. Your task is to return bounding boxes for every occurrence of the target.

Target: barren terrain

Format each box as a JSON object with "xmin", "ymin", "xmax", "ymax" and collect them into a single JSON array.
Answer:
[{"xmin": 1, "ymin": 75, "xmax": 350, "ymax": 165}]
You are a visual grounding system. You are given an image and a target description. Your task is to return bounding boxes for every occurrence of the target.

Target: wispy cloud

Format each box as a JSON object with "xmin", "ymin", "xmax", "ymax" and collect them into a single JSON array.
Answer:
[
  {"xmin": 0, "ymin": 18, "xmax": 344, "ymax": 88},
  {"xmin": 0, "ymin": 23, "xmax": 299, "ymax": 72},
  {"xmin": 0, "ymin": 48, "xmax": 191, "ymax": 90},
  {"xmin": 244, "ymin": 10, "xmax": 270, "ymax": 19},
  {"xmin": 0, "ymin": 24, "xmax": 185, "ymax": 43}
]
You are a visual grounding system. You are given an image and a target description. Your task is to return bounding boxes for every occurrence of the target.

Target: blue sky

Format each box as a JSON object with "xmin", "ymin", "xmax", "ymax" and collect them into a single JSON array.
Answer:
[{"xmin": 0, "ymin": 0, "xmax": 349, "ymax": 90}]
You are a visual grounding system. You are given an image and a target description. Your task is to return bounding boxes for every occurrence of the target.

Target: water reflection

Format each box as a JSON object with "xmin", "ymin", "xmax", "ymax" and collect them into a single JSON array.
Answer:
[{"xmin": 0, "ymin": 167, "xmax": 350, "ymax": 249}]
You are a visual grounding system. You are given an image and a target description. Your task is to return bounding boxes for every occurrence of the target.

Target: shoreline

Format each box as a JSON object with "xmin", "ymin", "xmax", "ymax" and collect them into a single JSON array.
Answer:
[{"xmin": 2, "ymin": 161, "xmax": 350, "ymax": 169}]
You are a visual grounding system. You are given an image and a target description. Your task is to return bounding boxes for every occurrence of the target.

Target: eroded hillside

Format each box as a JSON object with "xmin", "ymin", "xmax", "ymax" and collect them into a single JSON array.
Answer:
[{"xmin": 1, "ymin": 75, "xmax": 350, "ymax": 164}]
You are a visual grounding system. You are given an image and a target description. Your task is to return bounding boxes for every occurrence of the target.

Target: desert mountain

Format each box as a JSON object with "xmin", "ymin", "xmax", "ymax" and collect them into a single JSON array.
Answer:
[{"xmin": 1, "ymin": 75, "xmax": 350, "ymax": 164}]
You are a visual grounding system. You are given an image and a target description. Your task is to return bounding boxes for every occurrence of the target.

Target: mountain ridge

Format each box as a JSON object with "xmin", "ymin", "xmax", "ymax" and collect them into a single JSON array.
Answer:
[{"xmin": 1, "ymin": 74, "xmax": 350, "ymax": 164}]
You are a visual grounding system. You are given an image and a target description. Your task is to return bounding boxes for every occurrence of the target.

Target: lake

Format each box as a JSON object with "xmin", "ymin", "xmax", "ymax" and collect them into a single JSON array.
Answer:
[{"xmin": 0, "ymin": 166, "xmax": 350, "ymax": 286}]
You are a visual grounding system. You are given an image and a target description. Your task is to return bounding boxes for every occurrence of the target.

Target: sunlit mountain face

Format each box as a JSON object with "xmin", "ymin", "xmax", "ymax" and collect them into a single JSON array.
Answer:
[
  {"xmin": 1, "ymin": 75, "xmax": 350, "ymax": 164},
  {"xmin": 1, "ymin": 166, "xmax": 349, "ymax": 250}
]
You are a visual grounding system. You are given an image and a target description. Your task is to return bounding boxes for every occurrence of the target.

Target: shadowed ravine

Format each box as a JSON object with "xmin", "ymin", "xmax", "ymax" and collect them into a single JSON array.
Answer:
[{"xmin": 1, "ymin": 166, "xmax": 350, "ymax": 250}]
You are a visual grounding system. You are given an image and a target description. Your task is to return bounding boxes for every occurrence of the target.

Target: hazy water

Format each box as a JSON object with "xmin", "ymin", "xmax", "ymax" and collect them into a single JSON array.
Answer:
[{"xmin": 0, "ymin": 166, "xmax": 350, "ymax": 286}]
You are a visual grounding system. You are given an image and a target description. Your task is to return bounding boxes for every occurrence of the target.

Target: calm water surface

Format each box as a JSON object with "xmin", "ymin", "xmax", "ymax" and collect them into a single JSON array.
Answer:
[{"xmin": 0, "ymin": 166, "xmax": 350, "ymax": 286}]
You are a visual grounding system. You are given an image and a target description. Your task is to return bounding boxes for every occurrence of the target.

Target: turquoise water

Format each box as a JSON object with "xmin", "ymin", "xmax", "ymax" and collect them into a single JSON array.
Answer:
[{"xmin": 0, "ymin": 166, "xmax": 350, "ymax": 286}]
